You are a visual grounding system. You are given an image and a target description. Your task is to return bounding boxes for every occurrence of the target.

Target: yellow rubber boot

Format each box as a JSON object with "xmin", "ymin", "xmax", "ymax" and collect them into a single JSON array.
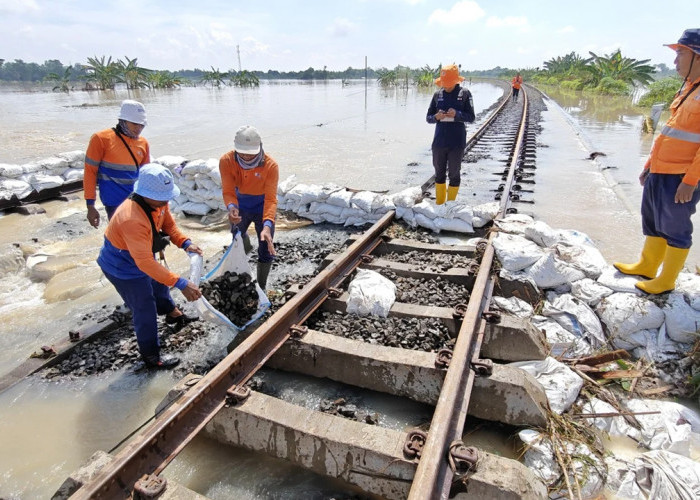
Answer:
[
  {"xmin": 435, "ymin": 183, "xmax": 447, "ymax": 205},
  {"xmin": 447, "ymin": 185, "xmax": 459, "ymax": 201},
  {"xmin": 636, "ymin": 246, "xmax": 689, "ymax": 294},
  {"xmin": 613, "ymin": 236, "xmax": 667, "ymax": 279}
]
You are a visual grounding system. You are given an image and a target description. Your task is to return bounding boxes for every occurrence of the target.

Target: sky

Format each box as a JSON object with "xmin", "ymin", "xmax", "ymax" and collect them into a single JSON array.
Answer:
[{"xmin": 2, "ymin": 0, "xmax": 699, "ymax": 73}]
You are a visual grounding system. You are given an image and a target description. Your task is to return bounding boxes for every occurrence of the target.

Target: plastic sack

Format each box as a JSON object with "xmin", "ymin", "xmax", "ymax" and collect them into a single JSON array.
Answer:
[
  {"xmin": 188, "ymin": 232, "xmax": 270, "ymax": 331},
  {"xmin": 346, "ymin": 269, "xmax": 396, "ymax": 318}
]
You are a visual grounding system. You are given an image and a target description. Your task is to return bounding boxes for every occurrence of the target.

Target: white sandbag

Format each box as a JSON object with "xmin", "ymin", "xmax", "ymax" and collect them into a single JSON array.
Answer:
[
  {"xmin": 412, "ymin": 199, "xmax": 440, "ymax": 219},
  {"xmin": 676, "ymin": 272, "xmax": 700, "ymax": 311},
  {"xmin": 396, "ymin": 207, "xmax": 417, "ymax": 228},
  {"xmin": 391, "ymin": 186, "xmax": 422, "ymax": 208},
  {"xmin": 414, "ymin": 213, "xmax": 439, "ymax": 232},
  {"xmin": 351, "ymin": 191, "xmax": 382, "ymax": 213},
  {"xmin": 0, "ymin": 163, "xmax": 24, "ymax": 178},
  {"xmin": 177, "ymin": 201, "xmax": 212, "ymax": 216},
  {"xmin": 472, "ymin": 201, "xmax": 499, "ymax": 228},
  {"xmin": 40, "ymin": 156, "xmax": 70, "ymax": 171},
  {"xmin": 25, "ymin": 173, "xmax": 64, "ymax": 191},
  {"xmin": 292, "ymin": 184, "xmax": 325, "ymax": 206},
  {"xmin": 492, "ymin": 233, "xmax": 545, "ymax": 272},
  {"xmin": 155, "ymin": 155, "xmax": 188, "ymax": 170},
  {"xmin": 556, "ymin": 229, "xmax": 596, "ymax": 248},
  {"xmin": 372, "ymin": 195, "xmax": 395, "ymax": 215},
  {"xmin": 178, "ymin": 177, "xmax": 197, "ymax": 190},
  {"xmin": 597, "ymin": 265, "xmax": 645, "ymax": 294},
  {"xmin": 0, "ymin": 179, "xmax": 33, "ymax": 200},
  {"xmin": 21, "ymin": 162, "xmax": 43, "ymax": 174},
  {"xmin": 62, "ymin": 168, "xmax": 84, "ymax": 182},
  {"xmin": 494, "ymin": 213, "xmax": 536, "ymax": 235},
  {"xmin": 309, "ymin": 202, "xmax": 344, "ymax": 217},
  {"xmin": 510, "ymin": 357, "xmax": 583, "ymax": 413},
  {"xmin": 522, "ymin": 219, "xmax": 562, "ymax": 247},
  {"xmin": 569, "ymin": 278, "xmax": 613, "ymax": 306},
  {"xmin": 434, "ymin": 216, "xmax": 473, "ymax": 233},
  {"xmin": 325, "ymin": 188, "xmax": 354, "ymax": 208},
  {"xmin": 663, "ymin": 292, "xmax": 700, "ymax": 343},
  {"xmin": 195, "ymin": 176, "xmax": 218, "ymax": 192},
  {"xmin": 277, "ymin": 174, "xmax": 297, "ymax": 195},
  {"xmin": 595, "ymin": 292, "xmax": 665, "ymax": 340},
  {"xmin": 623, "ymin": 399, "xmax": 700, "ymax": 457},
  {"xmin": 346, "ymin": 269, "xmax": 396, "ymax": 318},
  {"xmin": 610, "ymin": 450, "xmax": 700, "ymax": 500},
  {"xmin": 518, "ymin": 429, "xmax": 605, "ymax": 499},
  {"xmin": 344, "ymin": 216, "xmax": 372, "ymax": 227},
  {"xmin": 523, "ymin": 251, "xmax": 587, "ymax": 289},
  {"xmin": 57, "ymin": 150, "xmax": 84, "ymax": 164},
  {"xmin": 340, "ymin": 207, "xmax": 367, "ymax": 220},
  {"xmin": 491, "ymin": 296, "xmax": 533, "ymax": 317},
  {"xmin": 553, "ymin": 241, "xmax": 608, "ymax": 279},
  {"xmin": 542, "ymin": 292, "xmax": 605, "ymax": 346},
  {"xmin": 180, "ymin": 159, "xmax": 210, "ymax": 176},
  {"xmin": 532, "ymin": 316, "xmax": 592, "ymax": 357},
  {"xmin": 581, "ymin": 398, "xmax": 640, "ymax": 439}
]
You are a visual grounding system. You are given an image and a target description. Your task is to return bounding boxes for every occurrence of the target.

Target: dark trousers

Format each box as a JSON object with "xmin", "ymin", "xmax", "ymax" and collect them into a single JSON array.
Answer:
[
  {"xmin": 512, "ymin": 88, "xmax": 520, "ymax": 100},
  {"xmin": 105, "ymin": 205, "xmax": 118, "ymax": 220},
  {"xmin": 642, "ymin": 173, "xmax": 700, "ymax": 248},
  {"xmin": 102, "ymin": 271, "xmax": 176, "ymax": 359},
  {"xmin": 231, "ymin": 210, "xmax": 275, "ymax": 263},
  {"xmin": 432, "ymin": 147, "xmax": 465, "ymax": 186}
]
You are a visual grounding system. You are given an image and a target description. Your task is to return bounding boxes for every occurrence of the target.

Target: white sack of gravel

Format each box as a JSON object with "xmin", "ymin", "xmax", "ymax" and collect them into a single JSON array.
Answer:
[
  {"xmin": 277, "ymin": 174, "xmax": 298, "ymax": 195},
  {"xmin": 608, "ymin": 450, "xmax": 700, "ymax": 500},
  {"xmin": 542, "ymin": 292, "xmax": 605, "ymax": 346},
  {"xmin": 552, "ymin": 242, "xmax": 608, "ymax": 279},
  {"xmin": 0, "ymin": 178, "xmax": 33, "ymax": 200},
  {"xmin": 472, "ymin": 201, "xmax": 499, "ymax": 228},
  {"xmin": 569, "ymin": 278, "xmax": 614, "ymax": 306},
  {"xmin": 511, "ymin": 357, "xmax": 583, "ymax": 413},
  {"xmin": 663, "ymin": 293, "xmax": 700, "ymax": 344},
  {"xmin": 597, "ymin": 266, "xmax": 645, "ymax": 294},
  {"xmin": 62, "ymin": 168, "xmax": 84, "ymax": 182},
  {"xmin": 155, "ymin": 155, "xmax": 188, "ymax": 170},
  {"xmin": 581, "ymin": 397, "xmax": 640, "ymax": 439},
  {"xmin": 325, "ymin": 188, "xmax": 354, "ymax": 208},
  {"xmin": 595, "ymin": 293, "xmax": 665, "ymax": 340},
  {"xmin": 532, "ymin": 316, "xmax": 593, "ymax": 357},
  {"xmin": 346, "ymin": 269, "xmax": 396, "ymax": 318},
  {"xmin": 0, "ymin": 163, "xmax": 24, "ymax": 178},
  {"xmin": 391, "ymin": 186, "xmax": 423, "ymax": 208},
  {"xmin": 675, "ymin": 273, "xmax": 700, "ymax": 311},
  {"xmin": 518, "ymin": 429, "xmax": 605, "ymax": 499},
  {"xmin": 491, "ymin": 296, "xmax": 534, "ymax": 317},
  {"xmin": 492, "ymin": 232, "xmax": 545, "ymax": 271},
  {"xmin": 522, "ymin": 251, "xmax": 587, "ymax": 289}
]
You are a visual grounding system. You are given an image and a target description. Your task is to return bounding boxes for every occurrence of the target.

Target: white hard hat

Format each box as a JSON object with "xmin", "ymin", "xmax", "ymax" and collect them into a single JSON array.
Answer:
[
  {"xmin": 234, "ymin": 125, "xmax": 262, "ymax": 154},
  {"xmin": 118, "ymin": 100, "xmax": 147, "ymax": 125}
]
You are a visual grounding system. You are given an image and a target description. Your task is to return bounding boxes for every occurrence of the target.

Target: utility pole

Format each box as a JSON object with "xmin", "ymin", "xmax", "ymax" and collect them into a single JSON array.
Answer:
[{"xmin": 237, "ymin": 45, "xmax": 242, "ymax": 72}]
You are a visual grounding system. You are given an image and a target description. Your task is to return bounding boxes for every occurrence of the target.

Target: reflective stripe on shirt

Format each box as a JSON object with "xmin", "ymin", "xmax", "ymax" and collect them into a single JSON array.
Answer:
[{"xmin": 660, "ymin": 125, "xmax": 700, "ymax": 143}]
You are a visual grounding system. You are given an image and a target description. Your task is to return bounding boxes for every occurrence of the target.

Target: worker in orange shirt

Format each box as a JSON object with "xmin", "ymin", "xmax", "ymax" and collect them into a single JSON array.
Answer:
[
  {"xmin": 511, "ymin": 73, "xmax": 523, "ymax": 101},
  {"xmin": 84, "ymin": 100, "xmax": 150, "ymax": 227},
  {"xmin": 614, "ymin": 29, "xmax": 700, "ymax": 294},
  {"xmin": 219, "ymin": 126, "xmax": 278, "ymax": 290},
  {"xmin": 97, "ymin": 164, "xmax": 202, "ymax": 369}
]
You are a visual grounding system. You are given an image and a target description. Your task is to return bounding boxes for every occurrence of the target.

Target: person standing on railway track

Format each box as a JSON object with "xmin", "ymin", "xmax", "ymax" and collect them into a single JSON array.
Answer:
[
  {"xmin": 219, "ymin": 125, "xmax": 278, "ymax": 291},
  {"xmin": 97, "ymin": 164, "xmax": 203, "ymax": 369},
  {"xmin": 614, "ymin": 28, "xmax": 700, "ymax": 294},
  {"xmin": 511, "ymin": 72, "xmax": 523, "ymax": 101},
  {"xmin": 84, "ymin": 100, "xmax": 150, "ymax": 228},
  {"xmin": 426, "ymin": 64, "xmax": 475, "ymax": 205}
]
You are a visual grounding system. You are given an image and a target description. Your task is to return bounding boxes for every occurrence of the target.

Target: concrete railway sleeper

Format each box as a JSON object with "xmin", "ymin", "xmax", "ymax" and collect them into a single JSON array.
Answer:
[{"xmin": 55, "ymin": 88, "xmax": 549, "ymax": 499}]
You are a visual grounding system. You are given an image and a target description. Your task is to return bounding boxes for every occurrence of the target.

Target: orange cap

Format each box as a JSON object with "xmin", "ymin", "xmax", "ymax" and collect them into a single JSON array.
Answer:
[{"xmin": 435, "ymin": 64, "xmax": 465, "ymax": 88}]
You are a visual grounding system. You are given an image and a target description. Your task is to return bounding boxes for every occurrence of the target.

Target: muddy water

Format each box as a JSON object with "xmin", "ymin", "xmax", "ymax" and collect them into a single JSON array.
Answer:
[{"xmin": 0, "ymin": 81, "xmax": 685, "ymax": 498}]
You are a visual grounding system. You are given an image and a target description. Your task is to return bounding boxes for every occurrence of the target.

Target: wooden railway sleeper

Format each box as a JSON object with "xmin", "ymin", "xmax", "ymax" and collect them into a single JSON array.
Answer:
[
  {"xmin": 471, "ymin": 359, "xmax": 494, "ymax": 377},
  {"xmin": 225, "ymin": 385, "xmax": 251, "ymax": 406},
  {"xmin": 403, "ymin": 429, "xmax": 428, "ymax": 461},
  {"xmin": 434, "ymin": 348, "xmax": 453, "ymax": 370},
  {"xmin": 133, "ymin": 473, "xmax": 167, "ymax": 499}
]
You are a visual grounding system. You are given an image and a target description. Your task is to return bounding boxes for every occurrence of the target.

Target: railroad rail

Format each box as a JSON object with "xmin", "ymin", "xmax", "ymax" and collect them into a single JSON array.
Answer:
[{"xmin": 69, "ymin": 86, "xmax": 539, "ymax": 499}]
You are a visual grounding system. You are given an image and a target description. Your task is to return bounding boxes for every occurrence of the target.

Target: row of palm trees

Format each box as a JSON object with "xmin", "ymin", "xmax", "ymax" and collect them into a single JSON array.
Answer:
[{"xmin": 44, "ymin": 56, "xmax": 260, "ymax": 92}]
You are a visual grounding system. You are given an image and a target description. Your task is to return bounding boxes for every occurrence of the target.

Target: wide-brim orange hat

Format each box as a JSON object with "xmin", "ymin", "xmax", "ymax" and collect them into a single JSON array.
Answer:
[
  {"xmin": 435, "ymin": 64, "xmax": 465, "ymax": 87},
  {"xmin": 665, "ymin": 28, "xmax": 700, "ymax": 55}
]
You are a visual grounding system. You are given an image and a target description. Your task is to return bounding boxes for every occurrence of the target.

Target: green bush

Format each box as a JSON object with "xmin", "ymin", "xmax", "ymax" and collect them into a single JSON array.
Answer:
[
  {"xmin": 638, "ymin": 76, "xmax": 682, "ymax": 107},
  {"xmin": 560, "ymin": 79, "xmax": 584, "ymax": 90},
  {"xmin": 595, "ymin": 77, "xmax": 630, "ymax": 95}
]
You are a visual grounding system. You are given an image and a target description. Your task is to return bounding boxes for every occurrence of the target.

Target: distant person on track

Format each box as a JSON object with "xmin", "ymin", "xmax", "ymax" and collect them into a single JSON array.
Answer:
[
  {"xmin": 219, "ymin": 125, "xmax": 279, "ymax": 291},
  {"xmin": 97, "ymin": 164, "xmax": 202, "ymax": 369},
  {"xmin": 84, "ymin": 100, "xmax": 150, "ymax": 228},
  {"xmin": 511, "ymin": 72, "xmax": 523, "ymax": 101},
  {"xmin": 426, "ymin": 64, "xmax": 476, "ymax": 205},
  {"xmin": 614, "ymin": 28, "xmax": 700, "ymax": 294}
]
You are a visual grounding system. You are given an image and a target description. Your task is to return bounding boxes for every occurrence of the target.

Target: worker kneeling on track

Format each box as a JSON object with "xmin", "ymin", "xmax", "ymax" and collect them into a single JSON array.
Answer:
[{"xmin": 97, "ymin": 164, "xmax": 203, "ymax": 369}]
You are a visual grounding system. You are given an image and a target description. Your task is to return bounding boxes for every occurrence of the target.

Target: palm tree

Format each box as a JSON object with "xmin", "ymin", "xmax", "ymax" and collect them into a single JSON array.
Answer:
[
  {"xmin": 416, "ymin": 64, "xmax": 438, "ymax": 88},
  {"xmin": 45, "ymin": 66, "xmax": 72, "ymax": 92},
  {"xmin": 230, "ymin": 70, "xmax": 259, "ymax": 87},
  {"xmin": 200, "ymin": 67, "xmax": 228, "ymax": 87},
  {"xmin": 587, "ymin": 50, "xmax": 656, "ymax": 87},
  {"xmin": 376, "ymin": 68, "xmax": 398, "ymax": 87},
  {"xmin": 118, "ymin": 56, "xmax": 151, "ymax": 89},
  {"xmin": 147, "ymin": 71, "xmax": 182, "ymax": 89}
]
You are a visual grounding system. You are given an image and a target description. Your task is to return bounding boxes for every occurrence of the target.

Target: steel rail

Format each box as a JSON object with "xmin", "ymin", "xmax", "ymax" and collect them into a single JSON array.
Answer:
[
  {"xmin": 408, "ymin": 89, "xmax": 530, "ymax": 499},
  {"xmin": 72, "ymin": 213, "xmax": 395, "ymax": 499}
]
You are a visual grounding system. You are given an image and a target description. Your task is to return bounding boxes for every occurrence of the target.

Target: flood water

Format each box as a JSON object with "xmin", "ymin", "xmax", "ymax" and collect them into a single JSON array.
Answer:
[{"xmin": 0, "ymin": 80, "xmax": 690, "ymax": 499}]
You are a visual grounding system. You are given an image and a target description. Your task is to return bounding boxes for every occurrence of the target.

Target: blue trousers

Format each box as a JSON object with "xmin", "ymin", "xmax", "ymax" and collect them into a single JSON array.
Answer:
[
  {"xmin": 432, "ymin": 147, "xmax": 465, "ymax": 186},
  {"xmin": 231, "ymin": 210, "xmax": 275, "ymax": 263},
  {"xmin": 102, "ymin": 270, "xmax": 176, "ymax": 359},
  {"xmin": 642, "ymin": 173, "xmax": 700, "ymax": 248},
  {"xmin": 105, "ymin": 205, "xmax": 118, "ymax": 220}
]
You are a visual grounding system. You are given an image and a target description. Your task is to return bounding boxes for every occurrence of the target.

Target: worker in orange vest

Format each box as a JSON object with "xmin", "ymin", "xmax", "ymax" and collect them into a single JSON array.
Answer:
[
  {"xmin": 511, "ymin": 73, "xmax": 523, "ymax": 101},
  {"xmin": 614, "ymin": 29, "xmax": 700, "ymax": 294}
]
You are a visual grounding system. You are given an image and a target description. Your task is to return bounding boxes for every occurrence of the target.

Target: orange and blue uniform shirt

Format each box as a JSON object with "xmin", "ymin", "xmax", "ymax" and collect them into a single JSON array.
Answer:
[
  {"xmin": 219, "ymin": 152, "xmax": 279, "ymax": 227},
  {"xmin": 84, "ymin": 129, "xmax": 150, "ymax": 207},
  {"xmin": 512, "ymin": 76, "xmax": 523, "ymax": 89},
  {"xmin": 97, "ymin": 199, "xmax": 190, "ymax": 289}
]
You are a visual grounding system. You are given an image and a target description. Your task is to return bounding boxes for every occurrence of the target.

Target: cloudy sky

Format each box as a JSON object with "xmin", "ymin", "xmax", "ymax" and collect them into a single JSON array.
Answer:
[{"xmin": 2, "ymin": 0, "xmax": 698, "ymax": 72}]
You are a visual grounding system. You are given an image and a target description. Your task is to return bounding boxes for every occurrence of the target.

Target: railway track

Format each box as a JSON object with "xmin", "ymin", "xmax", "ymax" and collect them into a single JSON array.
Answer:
[{"xmin": 65, "ymin": 85, "xmax": 548, "ymax": 499}]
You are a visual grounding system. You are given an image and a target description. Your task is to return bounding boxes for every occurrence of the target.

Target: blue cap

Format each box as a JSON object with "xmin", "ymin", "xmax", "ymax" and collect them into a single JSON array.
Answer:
[
  {"xmin": 666, "ymin": 29, "xmax": 700, "ymax": 55},
  {"xmin": 133, "ymin": 164, "xmax": 180, "ymax": 201}
]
